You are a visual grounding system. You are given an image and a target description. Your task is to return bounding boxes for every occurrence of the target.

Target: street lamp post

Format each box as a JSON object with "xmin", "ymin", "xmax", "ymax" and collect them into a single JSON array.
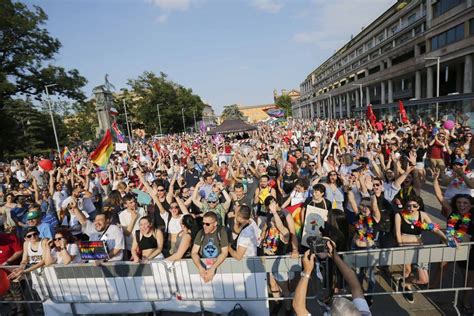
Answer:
[
  {"xmin": 425, "ymin": 57, "xmax": 440, "ymax": 121},
  {"xmin": 44, "ymin": 84, "xmax": 61, "ymax": 154},
  {"xmin": 156, "ymin": 103, "xmax": 163, "ymax": 135},
  {"xmin": 181, "ymin": 108, "xmax": 186, "ymax": 133},
  {"xmin": 123, "ymin": 100, "xmax": 133, "ymax": 144},
  {"xmin": 323, "ymin": 94, "xmax": 332, "ymax": 120}
]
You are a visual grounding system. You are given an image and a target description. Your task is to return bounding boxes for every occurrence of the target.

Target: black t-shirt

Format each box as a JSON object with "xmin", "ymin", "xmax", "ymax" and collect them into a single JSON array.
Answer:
[
  {"xmin": 282, "ymin": 173, "xmax": 298, "ymax": 195},
  {"xmin": 267, "ymin": 166, "xmax": 279, "ymax": 179},
  {"xmin": 184, "ymin": 168, "xmax": 201, "ymax": 188},
  {"xmin": 375, "ymin": 194, "xmax": 394, "ymax": 233}
]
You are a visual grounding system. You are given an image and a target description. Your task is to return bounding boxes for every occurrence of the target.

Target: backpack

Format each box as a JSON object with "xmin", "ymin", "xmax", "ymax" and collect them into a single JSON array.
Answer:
[{"xmin": 228, "ymin": 304, "xmax": 248, "ymax": 316}]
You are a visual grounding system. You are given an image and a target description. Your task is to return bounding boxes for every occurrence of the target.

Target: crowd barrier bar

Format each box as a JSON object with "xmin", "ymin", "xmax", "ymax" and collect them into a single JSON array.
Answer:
[
  {"xmin": 335, "ymin": 242, "xmax": 474, "ymax": 316},
  {"xmin": 0, "ymin": 265, "xmax": 46, "ymax": 315},
  {"xmin": 2, "ymin": 243, "xmax": 473, "ymax": 315}
]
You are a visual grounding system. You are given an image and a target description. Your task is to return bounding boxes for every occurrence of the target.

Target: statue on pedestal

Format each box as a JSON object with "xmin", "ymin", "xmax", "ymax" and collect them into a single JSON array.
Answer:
[{"xmin": 93, "ymin": 74, "xmax": 115, "ymax": 138}]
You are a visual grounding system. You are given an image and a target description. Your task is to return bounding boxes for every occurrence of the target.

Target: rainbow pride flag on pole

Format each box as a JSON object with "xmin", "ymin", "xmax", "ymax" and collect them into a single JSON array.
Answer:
[
  {"xmin": 61, "ymin": 146, "xmax": 71, "ymax": 162},
  {"xmin": 90, "ymin": 129, "xmax": 113, "ymax": 169}
]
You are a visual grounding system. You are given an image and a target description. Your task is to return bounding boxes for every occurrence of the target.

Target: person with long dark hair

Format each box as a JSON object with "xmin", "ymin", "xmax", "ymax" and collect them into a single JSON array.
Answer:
[
  {"xmin": 44, "ymin": 228, "xmax": 81, "ymax": 265},
  {"xmin": 166, "ymin": 214, "xmax": 197, "ymax": 261}
]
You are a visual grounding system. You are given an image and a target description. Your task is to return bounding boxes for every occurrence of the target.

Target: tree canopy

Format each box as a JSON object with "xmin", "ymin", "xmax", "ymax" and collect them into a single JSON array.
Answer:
[
  {"xmin": 221, "ymin": 104, "xmax": 246, "ymax": 121},
  {"xmin": 124, "ymin": 71, "xmax": 207, "ymax": 134},
  {"xmin": 275, "ymin": 95, "xmax": 292, "ymax": 117},
  {"xmin": 0, "ymin": 0, "xmax": 87, "ymax": 158}
]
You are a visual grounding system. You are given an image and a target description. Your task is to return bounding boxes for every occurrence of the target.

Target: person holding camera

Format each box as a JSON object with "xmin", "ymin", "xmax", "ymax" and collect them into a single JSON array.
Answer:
[{"xmin": 293, "ymin": 239, "xmax": 372, "ymax": 316}]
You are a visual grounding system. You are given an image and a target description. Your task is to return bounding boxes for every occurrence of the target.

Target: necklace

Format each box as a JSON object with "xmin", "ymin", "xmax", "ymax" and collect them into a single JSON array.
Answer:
[
  {"xmin": 355, "ymin": 214, "xmax": 374, "ymax": 242},
  {"xmin": 446, "ymin": 212, "xmax": 471, "ymax": 243},
  {"xmin": 401, "ymin": 210, "xmax": 440, "ymax": 231}
]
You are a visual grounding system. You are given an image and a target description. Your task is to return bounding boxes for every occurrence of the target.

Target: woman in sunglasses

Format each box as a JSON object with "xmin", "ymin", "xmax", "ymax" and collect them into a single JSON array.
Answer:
[
  {"xmin": 44, "ymin": 228, "xmax": 81, "ymax": 265},
  {"xmin": 394, "ymin": 195, "xmax": 448, "ymax": 304},
  {"xmin": 8, "ymin": 227, "xmax": 47, "ymax": 281}
]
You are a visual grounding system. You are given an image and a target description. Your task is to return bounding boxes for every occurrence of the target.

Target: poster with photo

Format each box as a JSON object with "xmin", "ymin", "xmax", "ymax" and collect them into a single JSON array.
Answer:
[{"xmin": 301, "ymin": 205, "xmax": 328, "ymax": 248}]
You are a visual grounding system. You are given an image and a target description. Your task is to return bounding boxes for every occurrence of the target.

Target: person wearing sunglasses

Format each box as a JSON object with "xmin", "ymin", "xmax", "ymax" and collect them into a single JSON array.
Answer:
[
  {"xmin": 394, "ymin": 196, "xmax": 448, "ymax": 303},
  {"xmin": 8, "ymin": 226, "xmax": 47, "ymax": 282},
  {"xmin": 191, "ymin": 212, "xmax": 229, "ymax": 283},
  {"xmin": 44, "ymin": 229, "xmax": 81, "ymax": 265}
]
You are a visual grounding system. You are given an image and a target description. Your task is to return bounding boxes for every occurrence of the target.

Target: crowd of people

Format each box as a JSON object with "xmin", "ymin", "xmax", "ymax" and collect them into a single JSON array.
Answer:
[{"xmin": 0, "ymin": 117, "xmax": 473, "ymax": 315}]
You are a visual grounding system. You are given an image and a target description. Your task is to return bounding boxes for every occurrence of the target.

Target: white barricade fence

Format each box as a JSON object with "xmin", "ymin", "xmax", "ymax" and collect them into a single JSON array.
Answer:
[{"xmin": 3, "ymin": 243, "xmax": 474, "ymax": 315}]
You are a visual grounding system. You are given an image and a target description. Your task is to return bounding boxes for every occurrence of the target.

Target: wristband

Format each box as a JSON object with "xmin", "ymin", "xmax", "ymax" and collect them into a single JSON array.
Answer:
[{"xmin": 301, "ymin": 272, "xmax": 311, "ymax": 279}]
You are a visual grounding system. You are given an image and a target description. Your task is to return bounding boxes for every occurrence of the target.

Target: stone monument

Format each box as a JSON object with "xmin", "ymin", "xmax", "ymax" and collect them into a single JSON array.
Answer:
[{"xmin": 93, "ymin": 74, "xmax": 115, "ymax": 138}]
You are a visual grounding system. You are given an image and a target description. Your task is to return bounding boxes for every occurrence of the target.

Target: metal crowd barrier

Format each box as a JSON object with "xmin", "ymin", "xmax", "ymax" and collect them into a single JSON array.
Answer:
[
  {"xmin": 336, "ymin": 242, "xmax": 474, "ymax": 316},
  {"xmin": 1, "ymin": 243, "xmax": 473, "ymax": 315},
  {"xmin": 0, "ymin": 266, "xmax": 46, "ymax": 315}
]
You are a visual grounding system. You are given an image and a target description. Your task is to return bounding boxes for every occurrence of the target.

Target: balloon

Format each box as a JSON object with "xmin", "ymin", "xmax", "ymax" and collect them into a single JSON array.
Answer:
[
  {"xmin": 443, "ymin": 120, "xmax": 455, "ymax": 130},
  {"xmin": 38, "ymin": 159, "xmax": 53, "ymax": 171},
  {"xmin": 0, "ymin": 269, "xmax": 10, "ymax": 296}
]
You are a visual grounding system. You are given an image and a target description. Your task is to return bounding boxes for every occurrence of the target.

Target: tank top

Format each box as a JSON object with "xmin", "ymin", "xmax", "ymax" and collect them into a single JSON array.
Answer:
[
  {"xmin": 400, "ymin": 211, "xmax": 423, "ymax": 236},
  {"xmin": 174, "ymin": 232, "xmax": 191, "ymax": 258},
  {"xmin": 27, "ymin": 241, "xmax": 44, "ymax": 264},
  {"xmin": 135, "ymin": 230, "xmax": 158, "ymax": 251}
]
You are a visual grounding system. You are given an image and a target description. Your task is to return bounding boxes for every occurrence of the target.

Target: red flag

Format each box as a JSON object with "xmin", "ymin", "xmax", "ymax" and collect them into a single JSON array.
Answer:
[
  {"xmin": 399, "ymin": 100, "xmax": 409, "ymax": 123},
  {"xmin": 366, "ymin": 104, "xmax": 376, "ymax": 126}
]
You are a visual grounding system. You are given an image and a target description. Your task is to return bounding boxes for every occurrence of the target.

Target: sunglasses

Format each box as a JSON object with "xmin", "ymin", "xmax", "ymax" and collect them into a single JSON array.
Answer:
[
  {"xmin": 157, "ymin": 189, "xmax": 165, "ymax": 192},
  {"xmin": 25, "ymin": 233, "xmax": 38, "ymax": 239},
  {"xmin": 203, "ymin": 222, "xmax": 215, "ymax": 226},
  {"xmin": 54, "ymin": 237, "xmax": 65, "ymax": 241},
  {"xmin": 208, "ymin": 200, "xmax": 218, "ymax": 204}
]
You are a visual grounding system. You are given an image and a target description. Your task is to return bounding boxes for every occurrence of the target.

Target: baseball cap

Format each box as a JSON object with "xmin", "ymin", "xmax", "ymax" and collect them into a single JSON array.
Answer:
[
  {"xmin": 207, "ymin": 192, "xmax": 219, "ymax": 202},
  {"xmin": 23, "ymin": 226, "xmax": 39, "ymax": 237},
  {"xmin": 26, "ymin": 211, "xmax": 41, "ymax": 220},
  {"xmin": 453, "ymin": 158, "xmax": 466, "ymax": 166}
]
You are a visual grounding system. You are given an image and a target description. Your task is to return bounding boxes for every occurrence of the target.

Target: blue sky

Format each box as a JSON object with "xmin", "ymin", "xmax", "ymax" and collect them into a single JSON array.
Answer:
[{"xmin": 27, "ymin": 0, "xmax": 394, "ymax": 114}]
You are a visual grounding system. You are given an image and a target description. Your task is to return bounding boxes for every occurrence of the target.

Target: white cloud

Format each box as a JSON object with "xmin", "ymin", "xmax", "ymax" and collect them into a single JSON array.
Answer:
[
  {"xmin": 292, "ymin": 0, "xmax": 394, "ymax": 50},
  {"xmin": 251, "ymin": 0, "xmax": 283, "ymax": 14},
  {"xmin": 155, "ymin": 14, "xmax": 168, "ymax": 23},
  {"xmin": 147, "ymin": 0, "xmax": 191, "ymax": 11}
]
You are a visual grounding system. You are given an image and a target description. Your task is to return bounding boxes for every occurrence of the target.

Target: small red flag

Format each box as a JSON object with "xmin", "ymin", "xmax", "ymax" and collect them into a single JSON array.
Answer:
[
  {"xmin": 399, "ymin": 100, "xmax": 409, "ymax": 123},
  {"xmin": 366, "ymin": 104, "xmax": 376, "ymax": 126}
]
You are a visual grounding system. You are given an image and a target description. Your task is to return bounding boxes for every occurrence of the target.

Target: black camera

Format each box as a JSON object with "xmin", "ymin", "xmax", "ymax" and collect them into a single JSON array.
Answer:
[{"xmin": 307, "ymin": 235, "xmax": 328, "ymax": 254}]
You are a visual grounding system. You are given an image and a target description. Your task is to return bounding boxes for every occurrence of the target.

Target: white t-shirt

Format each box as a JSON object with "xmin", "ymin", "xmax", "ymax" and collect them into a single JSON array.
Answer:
[
  {"xmin": 83, "ymin": 221, "xmax": 124, "ymax": 261},
  {"xmin": 62, "ymin": 196, "xmax": 96, "ymax": 215},
  {"xmin": 119, "ymin": 207, "xmax": 147, "ymax": 250},
  {"xmin": 236, "ymin": 221, "xmax": 259, "ymax": 257},
  {"xmin": 160, "ymin": 212, "xmax": 183, "ymax": 234},
  {"xmin": 53, "ymin": 191, "xmax": 68, "ymax": 213},
  {"xmin": 383, "ymin": 181, "xmax": 401, "ymax": 202},
  {"xmin": 61, "ymin": 210, "xmax": 89, "ymax": 236},
  {"xmin": 51, "ymin": 243, "xmax": 82, "ymax": 264},
  {"xmin": 444, "ymin": 170, "xmax": 474, "ymax": 201}
]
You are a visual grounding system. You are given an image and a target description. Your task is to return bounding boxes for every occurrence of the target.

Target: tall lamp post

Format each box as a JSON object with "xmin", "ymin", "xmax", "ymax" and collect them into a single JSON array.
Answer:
[
  {"xmin": 44, "ymin": 84, "xmax": 60, "ymax": 154},
  {"xmin": 156, "ymin": 103, "xmax": 163, "ymax": 135},
  {"xmin": 181, "ymin": 108, "xmax": 186, "ymax": 133},
  {"xmin": 425, "ymin": 57, "xmax": 440, "ymax": 121}
]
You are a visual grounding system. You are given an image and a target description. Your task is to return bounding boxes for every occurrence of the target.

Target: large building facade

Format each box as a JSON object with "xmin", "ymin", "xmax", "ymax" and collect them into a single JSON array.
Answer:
[{"xmin": 293, "ymin": 0, "xmax": 474, "ymax": 122}]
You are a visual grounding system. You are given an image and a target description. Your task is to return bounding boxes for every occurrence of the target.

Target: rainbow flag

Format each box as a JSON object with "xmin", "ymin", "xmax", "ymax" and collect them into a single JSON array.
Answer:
[
  {"xmin": 112, "ymin": 121, "xmax": 125, "ymax": 142},
  {"xmin": 286, "ymin": 203, "xmax": 304, "ymax": 240},
  {"xmin": 90, "ymin": 129, "xmax": 113, "ymax": 169},
  {"xmin": 61, "ymin": 146, "xmax": 71, "ymax": 162}
]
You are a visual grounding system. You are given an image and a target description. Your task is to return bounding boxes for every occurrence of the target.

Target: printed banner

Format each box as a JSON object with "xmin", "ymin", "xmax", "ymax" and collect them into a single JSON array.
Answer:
[
  {"xmin": 301, "ymin": 205, "xmax": 328, "ymax": 248},
  {"xmin": 79, "ymin": 241, "xmax": 109, "ymax": 260}
]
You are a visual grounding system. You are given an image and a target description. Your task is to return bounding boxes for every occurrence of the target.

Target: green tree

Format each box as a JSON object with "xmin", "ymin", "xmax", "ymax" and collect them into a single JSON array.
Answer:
[
  {"xmin": 0, "ymin": 0, "xmax": 87, "ymax": 106},
  {"xmin": 126, "ymin": 71, "xmax": 206, "ymax": 134},
  {"xmin": 275, "ymin": 95, "xmax": 292, "ymax": 117},
  {"xmin": 221, "ymin": 104, "xmax": 246, "ymax": 121},
  {"xmin": 65, "ymin": 101, "xmax": 98, "ymax": 144}
]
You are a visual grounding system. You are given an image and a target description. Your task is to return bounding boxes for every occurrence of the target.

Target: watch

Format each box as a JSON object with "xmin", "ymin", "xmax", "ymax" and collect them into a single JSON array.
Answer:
[{"xmin": 301, "ymin": 272, "xmax": 311, "ymax": 279}]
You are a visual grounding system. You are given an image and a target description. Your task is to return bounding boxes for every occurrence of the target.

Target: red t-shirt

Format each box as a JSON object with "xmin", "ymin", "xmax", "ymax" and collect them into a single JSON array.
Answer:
[
  {"xmin": 0, "ymin": 233, "xmax": 22, "ymax": 264},
  {"xmin": 430, "ymin": 140, "xmax": 444, "ymax": 159}
]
